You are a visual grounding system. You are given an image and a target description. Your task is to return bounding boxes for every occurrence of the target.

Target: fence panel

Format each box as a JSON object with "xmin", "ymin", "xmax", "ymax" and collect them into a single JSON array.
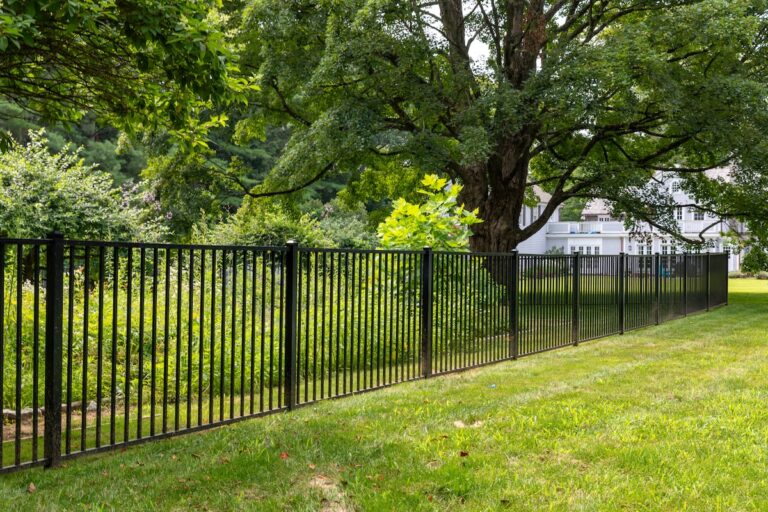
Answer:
[
  {"xmin": 0, "ymin": 240, "xmax": 48, "ymax": 470},
  {"xmin": 659, "ymin": 254, "xmax": 686, "ymax": 321},
  {"xmin": 518, "ymin": 255, "xmax": 574, "ymax": 355},
  {"xmin": 0, "ymin": 237, "xmax": 731, "ymax": 472},
  {"xmin": 710, "ymin": 254, "xmax": 728, "ymax": 307},
  {"xmin": 55, "ymin": 242, "xmax": 288, "ymax": 462},
  {"xmin": 686, "ymin": 254, "xmax": 708, "ymax": 314},
  {"xmin": 579, "ymin": 255, "xmax": 621, "ymax": 341},
  {"xmin": 431, "ymin": 252, "xmax": 514, "ymax": 375},
  {"xmin": 624, "ymin": 255, "xmax": 656, "ymax": 331},
  {"xmin": 295, "ymin": 249, "xmax": 422, "ymax": 404}
]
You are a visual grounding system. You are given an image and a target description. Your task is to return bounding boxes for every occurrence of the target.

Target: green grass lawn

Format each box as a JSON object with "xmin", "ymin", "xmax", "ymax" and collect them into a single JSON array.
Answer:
[{"xmin": 1, "ymin": 279, "xmax": 766, "ymax": 511}]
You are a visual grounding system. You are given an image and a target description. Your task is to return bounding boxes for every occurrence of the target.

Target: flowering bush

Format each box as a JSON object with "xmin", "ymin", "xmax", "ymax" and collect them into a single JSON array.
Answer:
[{"xmin": 0, "ymin": 130, "xmax": 166, "ymax": 240}]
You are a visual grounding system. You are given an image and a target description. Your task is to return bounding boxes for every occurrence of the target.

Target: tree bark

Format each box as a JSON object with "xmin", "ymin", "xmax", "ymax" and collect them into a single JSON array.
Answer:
[{"xmin": 460, "ymin": 136, "xmax": 535, "ymax": 253}]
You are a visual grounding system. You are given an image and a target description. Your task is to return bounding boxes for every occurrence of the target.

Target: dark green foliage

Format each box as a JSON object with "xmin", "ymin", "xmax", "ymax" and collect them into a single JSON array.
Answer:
[
  {"xmin": 742, "ymin": 247, "xmax": 768, "ymax": 274},
  {"xmin": 0, "ymin": 0, "xmax": 235, "ymax": 146}
]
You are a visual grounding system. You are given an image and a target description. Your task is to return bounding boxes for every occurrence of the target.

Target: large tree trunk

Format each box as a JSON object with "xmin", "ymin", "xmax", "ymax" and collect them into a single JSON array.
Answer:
[{"xmin": 459, "ymin": 137, "xmax": 536, "ymax": 253}]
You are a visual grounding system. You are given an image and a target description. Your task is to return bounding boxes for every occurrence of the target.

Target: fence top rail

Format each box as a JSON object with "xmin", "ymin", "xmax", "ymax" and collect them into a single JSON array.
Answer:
[
  {"xmin": 0, "ymin": 238, "xmax": 52, "ymax": 245},
  {"xmin": 0, "ymin": 236, "xmax": 733, "ymax": 259},
  {"xmin": 300, "ymin": 247, "xmax": 423, "ymax": 256},
  {"xmin": 63, "ymin": 240, "xmax": 287, "ymax": 253},
  {"xmin": 433, "ymin": 250, "xmax": 517, "ymax": 257}
]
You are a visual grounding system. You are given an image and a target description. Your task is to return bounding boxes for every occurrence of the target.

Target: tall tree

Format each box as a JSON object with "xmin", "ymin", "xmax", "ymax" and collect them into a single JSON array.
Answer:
[{"xmin": 239, "ymin": 0, "xmax": 768, "ymax": 251}]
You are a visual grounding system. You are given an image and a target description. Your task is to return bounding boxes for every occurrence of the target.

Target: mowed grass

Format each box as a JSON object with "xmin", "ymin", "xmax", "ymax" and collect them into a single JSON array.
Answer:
[{"xmin": 1, "ymin": 279, "xmax": 767, "ymax": 511}]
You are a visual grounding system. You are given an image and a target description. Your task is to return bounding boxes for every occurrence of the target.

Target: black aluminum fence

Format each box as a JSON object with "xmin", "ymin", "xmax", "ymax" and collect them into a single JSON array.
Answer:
[{"xmin": 0, "ymin": 235, "xmax": 729, "ymax": 471}]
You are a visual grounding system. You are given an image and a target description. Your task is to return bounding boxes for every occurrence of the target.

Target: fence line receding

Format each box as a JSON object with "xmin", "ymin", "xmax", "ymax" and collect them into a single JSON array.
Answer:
[{"xmin": 0, "ymin": 235, "xmax": 729, "ymax": 471}]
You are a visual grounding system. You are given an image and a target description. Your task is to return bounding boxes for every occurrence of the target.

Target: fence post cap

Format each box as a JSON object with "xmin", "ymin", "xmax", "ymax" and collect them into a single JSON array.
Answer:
[
  {"xmin": 423, "ymin": 246, "xmax": 432, "ymax": 252},
  {"xmin": 286, "ymin": 240, "xmax": 299, "ymax": 246},
  {"xmin": 47, "ymin": 231, "xmax": 64, "ymax": 239}
]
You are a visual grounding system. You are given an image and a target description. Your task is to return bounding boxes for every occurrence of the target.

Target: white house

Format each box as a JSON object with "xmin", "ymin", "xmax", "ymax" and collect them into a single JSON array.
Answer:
[{"xmin": 517, "ymin": 170, "xmax": 745, "ymax": 271}]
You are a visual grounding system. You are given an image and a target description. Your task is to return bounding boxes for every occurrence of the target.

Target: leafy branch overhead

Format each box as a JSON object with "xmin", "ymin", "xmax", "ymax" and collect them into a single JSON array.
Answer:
[{"xmin": 0, "ymin": 0, "xmax": 245, "ymax": 148}]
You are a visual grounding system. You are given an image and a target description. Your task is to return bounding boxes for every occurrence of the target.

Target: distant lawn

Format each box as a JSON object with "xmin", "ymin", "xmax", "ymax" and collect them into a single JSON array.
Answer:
[{"xmin": 1, "ymin": 279, "xmax": 766, "ymax": 511}]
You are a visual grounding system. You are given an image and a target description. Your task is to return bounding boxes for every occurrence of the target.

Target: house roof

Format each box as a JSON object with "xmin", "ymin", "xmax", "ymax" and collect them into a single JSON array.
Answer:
[
  {"xmin": 582, "ymin": 198, "xmax": 611, "ymax": 216},
  {"xmin": 532, "ymin": 185, "xmax": 551, "ymax": 203}
]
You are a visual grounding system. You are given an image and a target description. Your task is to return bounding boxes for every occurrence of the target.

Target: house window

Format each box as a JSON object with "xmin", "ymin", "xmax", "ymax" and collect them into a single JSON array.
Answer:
[
  {"xmin": 672, "ymin": 181, "xmax": 681, "ymax": 193},
  {"xmin": 687, "ymin": 206, "xmax": 705, "ymax": 220},
  {"xmin": 638, "ymin": 243, "xmax": 653, "ymax": 256},
  {"xmin": 662, "ymin": 242, "xmax": 678, "ymax": 255},
  {"xmin": 675, "ymin": 207, "xmax": 683, "ymax": 221},
  {"xmin": 594, "ymin": 246, "xmax": 600, "ymax": 256}
]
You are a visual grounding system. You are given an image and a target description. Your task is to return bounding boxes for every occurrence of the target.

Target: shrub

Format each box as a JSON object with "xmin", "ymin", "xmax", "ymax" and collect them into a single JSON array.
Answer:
[
  {"xmin": 194, "ymin": 196, "xmax": 335, "ymax": 248},
  {"xmin": 741, "ymin": 246, "xmax": 768, "ymax": 274},
  {"xmin": 0, "ymin": 129, "xmax": 166, "ymax": 241},
  {"xmin": 756, "ymin": 271, "xmax": 768, "ymax": 280},
  {"xmin": 729, "ymin": 271, "xmax": 748, "ymax": 279},
  {"xmin": 377, "ymin": 174, "xmax": 482, "ymax": 251}
]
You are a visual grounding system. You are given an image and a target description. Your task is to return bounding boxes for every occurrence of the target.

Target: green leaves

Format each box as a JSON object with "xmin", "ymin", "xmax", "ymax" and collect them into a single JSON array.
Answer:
[
  {"xmin": 0, "ymin": 130, "xmax": 167, "ymax": 240},
  {"xmin": 0, "ymin": 0, "xmax": 237, "ymax": 146},
  {"xmin": 377, "ymin": 174, "xmax": 482, "ymax": 251}
]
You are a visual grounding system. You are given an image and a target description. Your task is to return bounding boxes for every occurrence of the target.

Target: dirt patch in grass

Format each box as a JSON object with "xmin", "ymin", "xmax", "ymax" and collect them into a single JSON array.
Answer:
[{"xmin": 309, "ymin": 474, "xmax": 351, "ymax": 512}]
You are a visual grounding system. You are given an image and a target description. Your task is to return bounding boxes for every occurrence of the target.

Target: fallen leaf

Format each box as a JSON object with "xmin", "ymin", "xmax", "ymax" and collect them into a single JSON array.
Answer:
[
  {"xmin": 459, "ymin": 451, "xmax": 469, "ymax": 457},
  {"xmin": 171, "ymin": 455, "xmax": 177, "ymax": 461},
  {"xmin": 101, "ymin": 470, "xmax": 108, "ymax": 477},
  {"xmin": 308, "ymin": 463, "xmax": 316, "ymax": 470},
  {"xmin": 279, "ymin": 452, "xmax": 289, "ymax": 460},
  {"xmin": 453, "ymin": 420, "xmax": 466, "ymax": 428},
  {"xmin": 27, "ymin": 483, "xmax": 36, "ymax": 494}
]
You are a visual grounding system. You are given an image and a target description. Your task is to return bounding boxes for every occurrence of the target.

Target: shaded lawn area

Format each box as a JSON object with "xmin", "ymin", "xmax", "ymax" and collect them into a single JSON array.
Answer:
[{"xmin": 1, "ymin": 280, "xmax": 767, "ymax": 511}]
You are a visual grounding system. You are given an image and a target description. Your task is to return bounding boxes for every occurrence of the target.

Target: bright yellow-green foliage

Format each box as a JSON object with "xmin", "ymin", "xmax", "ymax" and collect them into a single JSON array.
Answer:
[
  {"xmin": 1, "ymin": 280, "xmax": 766, "ymax": 510},
  {"xmin": 377, "ymin": 174, "xmax": 482, "ymax": 251}
]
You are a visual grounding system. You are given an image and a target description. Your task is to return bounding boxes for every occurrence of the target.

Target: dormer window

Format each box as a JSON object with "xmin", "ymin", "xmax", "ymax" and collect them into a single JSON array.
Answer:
[{"xmin": 671, "ymin": 181, "xmax": 681, "ymax": 193}]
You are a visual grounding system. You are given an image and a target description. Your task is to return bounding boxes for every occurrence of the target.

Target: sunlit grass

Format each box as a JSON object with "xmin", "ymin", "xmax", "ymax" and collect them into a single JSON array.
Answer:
[{"xmin": 0, "ymin": 279, "xmax": 765, "ymax": 511}]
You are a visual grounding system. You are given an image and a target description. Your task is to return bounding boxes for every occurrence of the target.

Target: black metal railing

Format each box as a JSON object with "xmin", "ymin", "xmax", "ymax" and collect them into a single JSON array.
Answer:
[{"xmin": 0, "ymin": 235, "xmax": 729, "ymax": 471}]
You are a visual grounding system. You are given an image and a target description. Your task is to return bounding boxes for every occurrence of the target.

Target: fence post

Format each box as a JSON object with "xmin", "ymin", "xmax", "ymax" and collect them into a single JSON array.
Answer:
[
  {"xmin": 510, "ymin": 250, "xmax": 519, "ymax": 360},
  {"xmin": 619, "ymin": 252, "xmax": 626, "ymax": 335},
  {"xmin": 706, "ymin": 252, "xmax": 711, "ymax": 311},
  {"xmin": 420, "ymin": 247, "xmax": 433, "ymax": 378},
  {"xmin": 654, "ymin": 253, "xmax": 661, "ymax": 325},
  {"xmin": 572, "ymin": 252, "xmax": 580, "ymax": 346},
  {"xmin": 284, "ymin": 240, "xmax": 299, "ymax": 410},
  {"xmin": 44, "ymin": 232, "xmax": 64, "ymax": 468},
  {"xmin": 725, "ymin": 250, "xmax": 730, "ymax": 306},
  {"xmin": 682, "ymin": 252, "xmax": 688, "ymax": 316}
]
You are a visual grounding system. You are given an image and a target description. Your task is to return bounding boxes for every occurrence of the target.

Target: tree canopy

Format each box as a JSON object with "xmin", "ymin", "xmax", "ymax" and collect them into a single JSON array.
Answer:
[
  {"xmin": 0, "ymin": 0, "xmax": 238, "ymax": 148},
  {"xmin": 238, "ymin": 0, "xmax": 768, "ymax": 251}
]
